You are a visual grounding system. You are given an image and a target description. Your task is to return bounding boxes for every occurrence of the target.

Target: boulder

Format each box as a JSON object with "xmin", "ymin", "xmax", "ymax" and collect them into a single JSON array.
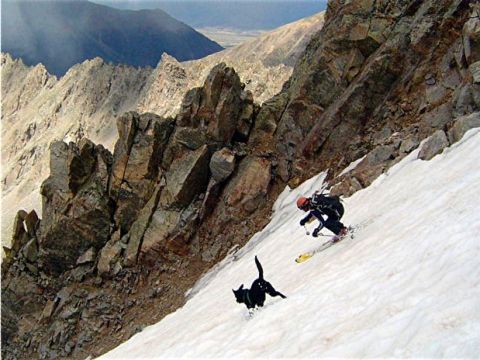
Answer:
[
  {"xmin": 76, "ymin": 247, "xmax": 96, "ymax": 265},
  {"xmin": 399, "ymin": 137, "xmax": 419, "ymax": 154},
  {"xmin": 469, "ymin": 61, "xmax": 480, "ymax": 83},
  {"xmin": 140, "ymin": 208, "xmax": 182, "ymax": 258},
  {"xmin": 97, "ymin": 237, "xmax": 123, "ymax": 277},
  {"xmin": 160, "ymin": 145, "xmax": 211, "ymax": 208},
  {"xmin": 210, "ymin": 148, "xmax": 236, "ymax": 183},
  {"xmin": 418, "ymin": 130, "xmax": 449, "ymax": 160},
  {"xmin": 350, "ymin": 144, "xmax": 397, "ymax": 187},
  {"xmin": 423, "ymin": 103, "xmax": 453, "ymax": 129},
  {"xmin": 453, "ymin": 85, "xmax": 477, "ymax": 117},
  {"xmin": 224, "ymin": 156, "xmax": 271, "ymax": 214},
  {"xmin": 448, "ymin": 112, "xmax": 480, "ymax": 144},
  {"xmin": 462, "ymin": 8, "xmax": 480, "ymax": 65}
]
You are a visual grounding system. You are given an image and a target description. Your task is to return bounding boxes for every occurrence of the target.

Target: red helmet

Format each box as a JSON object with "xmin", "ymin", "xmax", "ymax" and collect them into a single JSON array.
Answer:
[{"xmin": 297, "ymin": 196, "xmax": 310, "ymax": 210}]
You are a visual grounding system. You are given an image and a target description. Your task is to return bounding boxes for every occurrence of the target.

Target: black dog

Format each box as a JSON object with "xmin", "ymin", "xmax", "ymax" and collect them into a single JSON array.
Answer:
[{"xmin": 233, "ymin": 256, "xmax": 286, "ymax": 309}]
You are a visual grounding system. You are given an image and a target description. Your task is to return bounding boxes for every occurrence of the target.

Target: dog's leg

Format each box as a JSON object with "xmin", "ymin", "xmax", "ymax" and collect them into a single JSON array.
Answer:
[{"xmin": 265, "ymin": 282, "xmax": 287, "ymax": 299}]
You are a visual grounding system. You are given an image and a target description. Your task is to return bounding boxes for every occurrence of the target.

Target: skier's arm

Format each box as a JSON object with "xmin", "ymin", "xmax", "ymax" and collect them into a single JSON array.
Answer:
[
  {"xmin": 311, "ymin": 210, "xmax": 325, "ymax": 237},
  {"xmin": 299, "ymin": 212, "xmax": 314, "ymax": 226}
]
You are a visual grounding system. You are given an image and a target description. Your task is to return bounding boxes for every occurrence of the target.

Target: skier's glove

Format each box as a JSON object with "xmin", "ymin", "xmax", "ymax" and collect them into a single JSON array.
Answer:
[
  {"xmin": 299, "ymin": 218, "xmax": 307, "ymax": 226},
  {"xmin": 312, "ymin": 228, "xmax": 320, "ymax": 237}
]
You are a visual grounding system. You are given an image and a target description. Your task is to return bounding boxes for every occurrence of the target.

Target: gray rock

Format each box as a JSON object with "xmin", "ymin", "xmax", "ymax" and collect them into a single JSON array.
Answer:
[
  {"xmin": 174, "ymin": 127, "xmax": 207, "ymax": 150},
  {"xmin": 426, "ymin": 85, "xmax": 447, "ymax": 106},
  {"xmin": 469, "ymin": 61, "xmax": 480, "ymax": 83},
  {"xmin": 448, "ymin": 112, "xmax": 480, "ymax": 144},
  {"xmin": 418, "ymin": 130, "xmax": 449, "ymax": 160},
  {"xmin": 210, "ymin": 148, "xmax": 236, "ymax": 183},
  {"xmin": 423, "ymin": 103, "xmax": 453, "ymax": 129},
  {"xmin": 372, "ymin": 126, "xmax": 392, "ymax": 145},
  {"xmin": 76, "ymin": 247, "xmax": 96, "ymax": 265},
  {"xmin": 22, "ymin": 238, "xmax": 38, "ymax": 263},
  {"xmin": 453, "ymin": 85, "xmax": 476, "ymax": 117},
  {"xmin": 223, "ymin": 156, "xmax": 271, "ymax": 214},
  {"xmin": 463, "ymin": 11, "xmax": 480, "ymax": 65},
  {"xmin": 97, "ymin": 238, "xmax": 123, "ymax": 276},
  {"xmin": 399, "ymin": 137, "xmax": 419, "ymax": 154}
]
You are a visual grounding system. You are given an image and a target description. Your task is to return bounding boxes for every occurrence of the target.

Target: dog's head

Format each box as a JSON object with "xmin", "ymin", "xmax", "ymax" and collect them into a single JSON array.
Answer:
[{"xmin": 232, "ymin": 284, "xmax": 245, "ymax": 303}]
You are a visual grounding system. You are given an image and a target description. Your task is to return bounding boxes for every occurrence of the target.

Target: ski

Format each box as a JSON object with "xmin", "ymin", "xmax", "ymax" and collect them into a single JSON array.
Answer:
[
  {"xmin": 295, "ymin": 238, "xmax": 336, "ymax": 263},
  {"xmin": 295, "ymin": 226, "xmax": 356, "ymax": 263}
]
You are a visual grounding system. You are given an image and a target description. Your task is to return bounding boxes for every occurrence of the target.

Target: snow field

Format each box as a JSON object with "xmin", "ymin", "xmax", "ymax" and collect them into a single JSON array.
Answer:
[{"xmin": 101, "ymin": 129, "xmax": 480, "ymax": 359}]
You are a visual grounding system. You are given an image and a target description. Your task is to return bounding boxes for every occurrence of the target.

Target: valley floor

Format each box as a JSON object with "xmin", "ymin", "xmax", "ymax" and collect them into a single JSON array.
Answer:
[{"xmin": 195, "ymin": 27, "xmax": 266, "ymax": 48}]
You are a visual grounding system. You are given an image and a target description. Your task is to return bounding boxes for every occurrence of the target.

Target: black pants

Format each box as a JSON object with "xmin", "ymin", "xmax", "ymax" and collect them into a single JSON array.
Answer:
[{"xmin": 322, "ymin": 210, "xmax": 345, "ymax": 235}]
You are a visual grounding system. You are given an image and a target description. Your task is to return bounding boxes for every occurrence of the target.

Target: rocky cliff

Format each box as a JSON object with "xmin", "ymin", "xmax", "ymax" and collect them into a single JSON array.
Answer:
[
  {"xmin": 1, "ymin": 12, "xmax": 325, "ymax": 246},
  {"xmin": 2, "ymin": 1, "xmax": 480, "ymax": 359},
  {"xmin": 250, "ymin": 0, "xmax": 479, "ymax": 195}
]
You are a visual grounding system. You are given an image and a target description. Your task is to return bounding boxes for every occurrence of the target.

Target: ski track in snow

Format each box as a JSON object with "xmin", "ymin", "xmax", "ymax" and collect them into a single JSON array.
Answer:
[{"xmin": 101, "ymin": 129, "xmax": 480, "ymax": 359}]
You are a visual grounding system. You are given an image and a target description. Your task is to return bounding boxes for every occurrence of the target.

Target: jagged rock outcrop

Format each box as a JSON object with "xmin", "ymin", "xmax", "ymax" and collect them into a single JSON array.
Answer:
[
  {"xmin": 1, "ymin": 12, "xmax": 325, "ymax": 245},
  {"xmin": 39, "ymin": 139, "xmax": 113, "ymax": 274},
  {"xmin": 2, "ymin": 63, "xmax": 265, "ymax": 358}
]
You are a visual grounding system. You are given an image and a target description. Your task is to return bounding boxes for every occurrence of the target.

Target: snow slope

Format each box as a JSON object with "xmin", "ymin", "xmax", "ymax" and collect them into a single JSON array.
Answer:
[{"xmin": 101, "ymin": 129, "xmax": 480, "ymax": 358}]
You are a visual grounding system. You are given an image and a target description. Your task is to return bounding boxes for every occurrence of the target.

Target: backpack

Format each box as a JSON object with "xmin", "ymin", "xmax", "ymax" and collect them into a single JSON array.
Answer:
[{"xmin": 311, "ymin": 192, "xmax": 344, "ymax": 218}]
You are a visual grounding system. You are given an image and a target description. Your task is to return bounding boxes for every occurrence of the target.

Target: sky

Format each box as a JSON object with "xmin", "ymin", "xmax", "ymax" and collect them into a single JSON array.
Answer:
[{"xmin": 101, "ymin": 128, "xmax": 480, "ymax": 358}]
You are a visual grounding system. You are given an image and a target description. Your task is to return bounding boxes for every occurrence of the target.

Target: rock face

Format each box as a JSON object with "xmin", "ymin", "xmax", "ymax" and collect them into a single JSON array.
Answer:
[
  {"xmin": 249, "ymin": 0, "xmax": 480, "ymax": 195},
  {"xmin": 39, "ymin": 139, "xmax": 113, "ymax": 274}
]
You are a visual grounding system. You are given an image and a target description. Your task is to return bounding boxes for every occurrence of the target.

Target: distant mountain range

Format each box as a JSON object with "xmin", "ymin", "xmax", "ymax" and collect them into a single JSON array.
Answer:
[
  {"xmin": 93, "ymin": 0, "xmax": 328, "ymax": 30},
  {"xmin": 1, "ymin": 0, "xmax": 223, "ymax": 76}
]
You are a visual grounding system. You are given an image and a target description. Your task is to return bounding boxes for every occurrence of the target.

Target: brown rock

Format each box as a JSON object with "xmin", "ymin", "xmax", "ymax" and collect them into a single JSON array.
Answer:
[
  {"xmin": 176, "ymin": 63, "xmax": 254, "ymax": 144},
  {"xmin": 161, "ymin": 145, "xmax": 211, "ymax": 208},
  {"xmin": 11, "ymin": 210, "xmax": 29, "ymax": 253},
  {"xmin": 110, "ymin": 112, "xmax": 174, "ymax": 233},
  {"xmin": 124, "ymin": 185, "xmax": 162, "ymax": 266},
  {"xmin": 97, "ymin": 237, "xmax": 123, "ymax": 277},
  {"xmin": 24, "ymin": 210, "xmax": 40, "ymax": 238},
  {"xmin": 224, "ymin": 156, "xmax": 271, "ymax": 214}
]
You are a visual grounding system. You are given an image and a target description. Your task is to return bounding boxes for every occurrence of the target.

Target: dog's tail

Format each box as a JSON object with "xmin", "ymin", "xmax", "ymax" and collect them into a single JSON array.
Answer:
[{"xmin": 255, "ymin": 256, "xmax": 264, "ymax": 279}]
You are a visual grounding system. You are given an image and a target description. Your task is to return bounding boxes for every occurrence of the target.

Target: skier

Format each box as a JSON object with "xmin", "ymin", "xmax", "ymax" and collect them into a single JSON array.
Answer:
[{"xmin": 297, "ymin": 192, "xmax": 348, "ymax": 241}]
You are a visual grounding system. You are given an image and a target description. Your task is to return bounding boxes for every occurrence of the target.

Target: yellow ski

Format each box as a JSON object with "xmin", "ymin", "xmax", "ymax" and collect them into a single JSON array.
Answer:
[{"xmin": 295, "ymin": 253, "xmax": 314, "ymax": 263}]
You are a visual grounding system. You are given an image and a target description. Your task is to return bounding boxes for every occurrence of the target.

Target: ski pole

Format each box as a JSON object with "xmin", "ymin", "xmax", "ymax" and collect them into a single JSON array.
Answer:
[
  {"xmin": 303, "ymin": 225, "xmax": 330, "ymax": 237},
  {"xmin": 303, "ymin": 225, "xmax": 310, "ymax": 236}
]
